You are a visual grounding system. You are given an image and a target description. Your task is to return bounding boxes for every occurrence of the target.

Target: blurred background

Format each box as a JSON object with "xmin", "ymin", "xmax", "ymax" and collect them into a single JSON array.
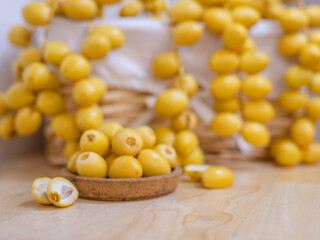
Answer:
[
  {"xmin": 0, "ymin": 0, "xmax": 318, "ymax": 160},
  {"xmin": 0, "ymin": 1, "xmax": 43, "ymax": 160}
]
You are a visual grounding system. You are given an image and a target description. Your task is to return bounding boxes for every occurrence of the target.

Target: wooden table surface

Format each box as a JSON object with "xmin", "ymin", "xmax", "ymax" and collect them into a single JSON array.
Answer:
[{"xmin": 1, "ymin": 152, "xmax": 320, "ymax": 240}]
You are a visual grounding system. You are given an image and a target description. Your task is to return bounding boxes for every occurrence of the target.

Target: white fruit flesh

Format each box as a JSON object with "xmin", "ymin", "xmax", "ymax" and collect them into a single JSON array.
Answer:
[
  {"xmin": 184, "ymin": 164, "xmax": 211, "ymax": 182},
  {"xmin": 47, "ymin": 177, "xmax": 78, "ymax": 207},
  {"xmin": 32, "ymin": 177, "xmax": 52, "ymax": 204}
]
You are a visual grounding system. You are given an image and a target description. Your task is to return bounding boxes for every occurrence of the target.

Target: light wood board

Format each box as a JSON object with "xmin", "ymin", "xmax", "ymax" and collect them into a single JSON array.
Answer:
[{"xmin": 1, "ymin": 152, "xmax": 320, "ymax": 240}]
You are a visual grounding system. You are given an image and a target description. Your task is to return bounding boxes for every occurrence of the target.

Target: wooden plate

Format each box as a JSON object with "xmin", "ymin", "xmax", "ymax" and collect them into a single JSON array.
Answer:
[{"xmin": 61, "ymin": 166, "xmax": 182, "ymax": 201}]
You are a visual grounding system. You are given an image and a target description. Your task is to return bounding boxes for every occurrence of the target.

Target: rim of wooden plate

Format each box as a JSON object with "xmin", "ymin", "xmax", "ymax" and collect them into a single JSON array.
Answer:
[{"xmin": 61, "ymin": 165, "xmax": 183, "ymax": 201}]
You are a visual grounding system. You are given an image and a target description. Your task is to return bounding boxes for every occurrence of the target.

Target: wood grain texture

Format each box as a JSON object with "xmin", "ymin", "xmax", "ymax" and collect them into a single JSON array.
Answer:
[{"xmin": 1, "ymin": 153, "xmax": 320, "ymax": 240}]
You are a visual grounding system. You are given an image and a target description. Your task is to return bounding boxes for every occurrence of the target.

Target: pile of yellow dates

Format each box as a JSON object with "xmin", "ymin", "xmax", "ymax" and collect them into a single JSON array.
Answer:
[
  {"xmin": 151, "ymin": 0, "xmax": 234, "ymax": 189},
  {"xmin": 203, "ymin": 1, "xmax": 273, "ymax": 148},
  {"xmin": 65, "ymin": 123, "xmax": 234, "ymax": 189},
  {"xmin": 271, "ymin": 2, "xmax": 320, "ymax": 167},
  {"xmin": 67, "ymin": 124, "xmax": 175, "ymax": 178}
]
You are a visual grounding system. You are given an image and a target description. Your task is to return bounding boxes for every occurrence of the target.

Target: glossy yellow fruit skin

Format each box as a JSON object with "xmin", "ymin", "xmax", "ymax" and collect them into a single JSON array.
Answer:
[
  {"xmin": 17, "ymin": 47, "xmax": 41, "ymax": 69},
  {"xmin": 269, "ymin": 136, "xmax": 290, "ymax": 157},
  {"xmin": 47, "ymin": 177, "xmax": 79, "ymax": 207},
  {"xmin": 60, "ymin": 54, "xmax": 91, "ymax": 82},
  {"xmin": 45, "ymin": 71, "xmax": 61, "ymax": 91},
  {"xmin": 12, "ymin": 66, "xmax": 23, "ymax": 79},
  {"xmin": 197, "ymin": 0, "xmax": 223, "ymax": 6},
  {"xmin": 154, "ymin": 127, "xmax": 175, "ymax": 146},
  {"xmin": 201, "ymin": 166, "xmax": 234, "ymax": 189},
  {"xmin": 312, "ymin": 62, "xmax": 320, "ymax": 72},
  {"xmin": 242, "ymin": 100, "xmax": 275, "ymax": 123},
  {"xmin": 241, "ymin": 122, "xmax": 270, "ymax": 147},
  {"xmin": 0, "ymin": 93, "xmax": 10, "ymax": 116},
  {"xmin": 222, "ymin": 23, "xmax": 247, "ymax": 51},
  {"xmin": 153, "ymin": 52, "xmax": 179, "ymax": 79},
  {"xmin": 310, "ymin": 30, "xmax": 320, "ymax": 47},
  {"xmin": 306, "ymin": 5, "xmax": 320, "ymax": 27},
  {"xmin": 302, "ymin": 142, "xmax": 320, "ymax": 164},
  {"xmin": 278, "ymin": 33, "xmax": 308, "ymax": 58},
  {"xmin": 105, "ymin": 153, "xmax": 117, "ymax": 167},
  {"xmin": 51, "ymin": 113, "xmax": 80, "ymax": 141},
  {"xmin": 120, "ymin": 1, "xmax": 144, "ymax": 17},
  {"xmin": 210, "ymin": 74, "xmax": 241, "ymax": 100},
  {"xmin": 265, "ymin": 1, "xmax": 283, "ymax": 19},
  {"xmin": 209, "ymin": 50, "xmax": 239, "ymax": 74},
  {"xmin": 144, "ymin": 0, "xmax": 166, "ymax": 13},
  {"xmin": 96, "ymin": 0, "xmax": 121, "ymax": 4},
  {"xmin": 0, "ymin": 115, "xmax": 16, "ymax": 139},
  {"xmin": 88, "ymin": 77, "xmax": 107, "ymax": 100},
  {"xmin": 44, "ymin": 42, "xmax": 72, "ymax": 67},
  {"xmin": 171, "ymin": 110, "xmax": 197, "ymax": 131},
  {"xmin": 36, "ymin": 91, "xmax": 66, "ymax": 116},
  {"xmin": 203, "ymin": 7, "xmax": 233, "ymax": 34},
  {"xmin": 279, "ymin": 8, "xmax": 309, "ymax": 32},
  {"xmin": 184, "ymin": 164, "xmax": 210, "ymax": 182},
  {"xmin": 239, "ymin": 51, "xmax": 269, "ymax": 74},
  {"xmin": 241, "ymin": 75, "xmax": 272, "ymax": 99},
  {"xmin": 172, "ymin": 21, "xmax": 203, "ymax": 46},
  {"xmin": 64, "ymin": 141, "xmax": 80, "ymax": 160},
  {"xmin": 15, "ymin": 107, "xmax": 42, "ymax": 136},
  {"xmin": 77, "ymin": 152, "xmax": 108, "ymax": 178},
  {"xmin": 227, "ymin": 0, "xmax": 263, "ymax": 10},
  {"xmin": 290, "ymin": 117, "xmax": 315, "ymax": 147},
  {"xmin": 176, "ymin": 155, "xmax": 182, "ymax": 166},
  {"xmin": 278, "ymin": 90, "xmax": 308, "ymax": 113},
  {"xmin": 79, "ymin": 130, "xmax": 110, "ymax": 157},
  {"xmin": 153, "ymin": 144, "xmax": 177, "ymax": 168},
  {"xmin": 299, "ymin": 44, "xmax": 320, "ymax": 68},
  {"xmin": 22, "ymin": 63, "xmax": 50, "ymax": 91},
  {"xmin": 309, "ymin": 73, "xmax": 320, "ymax": 94},
  {"xmin": 135, "ymin": 126, "xmax": 156, "ymax": 149},
  {"xmin": 232, "ymin": 6, "xmax": 261, "ymax": 28},
  {"xmin": 75, "ymin": 105, "xmax": 104, "ymax": 132},
  {"xmin": 46, "ymin": 0, "xmax": 64, "ymax": 15},
  {"xmin": 306, "ymin": 98, "xmax": 320, "ymax": 120},
  {"xmin": 210, "ymin": 112, "xmax": 242, "ymax": 137},
  {"xmin": 242, "ymin": 37, "xmax": 256, "ymax": 52},
  {"xmin": 72, "ymin": 79, "xmax": 102, "ymax": 107},
  {"xmin": 111, "ymin": 129, "xmax": 143, "ymax": 156},
  {"xmin": 93, "ymin": 26, "xmax": 125, "ymax": 49},
  {"xmin": 155, "ymin": 89, "xmax": 188, "ymax": 117},
  {"xmin": 137, "ymin": 149, "xmax": 171, "ymax": 177},
  {"xmin": 173, "ymin": 130, "xmax": 199, "ymax": 156},
  {"xmin": 108, "ymin": 156, "xmax": 143, "ymax": 178},
  {"xmin": 170, "ymin": 0, "xmax": 203, "ymax": 24},
  {"xmin": 12, "ymin": 61, "xmax": 23, "ymax": 78},
  {"xmin": 23, "ymin": 2, "xmax": 52, "ymax": 26},
  {"xmin": 82, "ymin": 34, "xmax": 111, "ymax": 60},
  {"xmin": 8, "ymin": 26, "xmax": 32, "ymax": 47},
  {"xmin": 5, "ymin": 83, "xmax": 35, "ymax": 110},
  {"xmin": 31, "ymin": 177, "xmax": 52, "ymax": 205},
  {"xmin": 68, "ymin": 150, "xmax": 82, "ymax": 174},
  {"xmin": 97, "ymin": 122, "xmax": 123, "ymax": 140},
  {"xmin": 274, "ymin": 139, "xmax": 302, "ymax": 167},
  {"xmin": 63, "ymin": 0, "xmax": 97, "ymax": 20},
  {"xmin": 214, "ymin": 97, "xmax": 241, "ymax": 113},
  {"xmin": 180, "ymin": 147, "xmax": 204, "ymax": 167},
  {"xmin": 173, "ymin": 74, "xmax": 199, "ymax": 97}
]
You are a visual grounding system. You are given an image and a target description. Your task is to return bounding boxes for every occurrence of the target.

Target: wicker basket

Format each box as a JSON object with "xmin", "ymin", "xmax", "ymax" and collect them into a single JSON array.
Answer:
[{"xmin": 44, "ymin": 86, "xmax": 293, "ymax": 166}]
